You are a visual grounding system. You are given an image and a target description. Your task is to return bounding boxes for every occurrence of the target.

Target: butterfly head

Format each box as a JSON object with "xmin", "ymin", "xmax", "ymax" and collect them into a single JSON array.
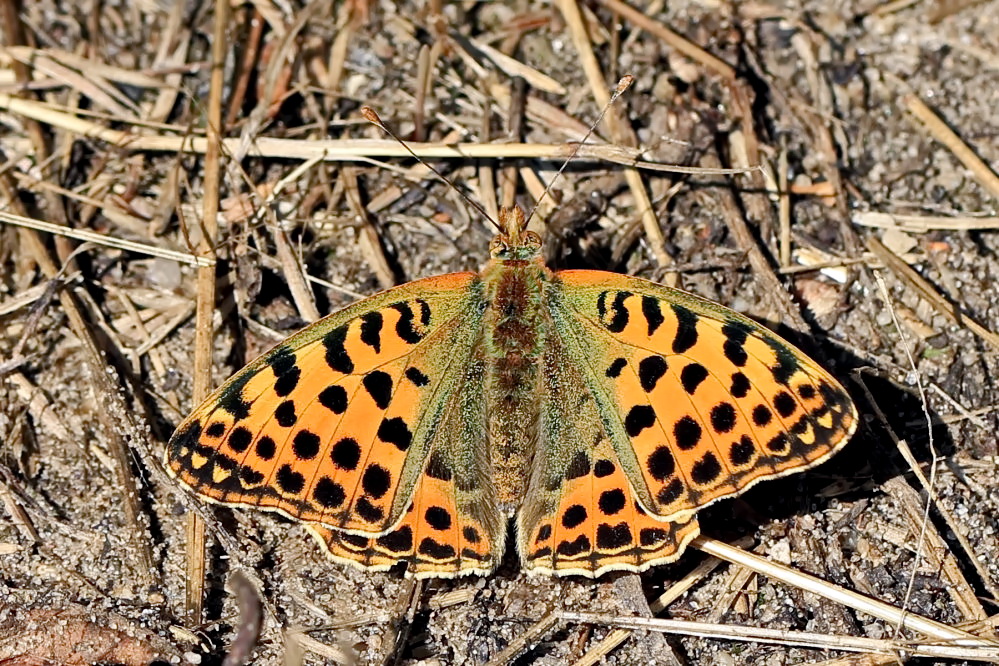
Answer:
[{"xmin": 489, "ymin": 207, "xmax": 542, "ymax": 261}]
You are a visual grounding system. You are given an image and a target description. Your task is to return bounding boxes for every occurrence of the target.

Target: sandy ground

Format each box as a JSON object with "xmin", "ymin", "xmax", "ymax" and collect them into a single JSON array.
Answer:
[{"xmin": 1, "ymin": 1, "xmax": 998, "ymax": 664}]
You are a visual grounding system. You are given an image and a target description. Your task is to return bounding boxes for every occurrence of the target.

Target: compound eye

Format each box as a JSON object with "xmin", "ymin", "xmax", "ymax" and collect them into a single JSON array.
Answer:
[
  {"xmin": 523, "ymin": 231, "xmax": 542, "ymax": 251},
  {"xmin": 489, "ymin": 236, "xmax": 510, "ymax": 256}
]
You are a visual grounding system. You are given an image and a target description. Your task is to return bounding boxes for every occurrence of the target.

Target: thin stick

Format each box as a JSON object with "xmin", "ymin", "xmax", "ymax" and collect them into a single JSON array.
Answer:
[
  {"xmin": 185, "ymin": 0, "xmax": 228, "ymax": 625},
  {"xmin": 556, "ymin": 0, "xmax": 671, "ymax": 267},
  {"xmin": 693, "ymin": 536, "xmax": 997, "ymax": 646},
  {"xmin": 866, "ymin": 236, "xmax": 999, "ymax": 350},
  {"xmin": 0, "ymin": 93, "xmax": 748, "ymax": 174},
  {"xmin": 593, "ymin": 0, "xmax": 736, "ymax": 80},
  {"xmin": 0, "ymin": 209, "xmax": 214, "ymax": 266},
  {"xmin": 560, "ymin": 611, "xmax": 999, "ymax": 661},
  {"xmin": 903, "ymin": 93, "xmax": 999, "ymax": 202}
]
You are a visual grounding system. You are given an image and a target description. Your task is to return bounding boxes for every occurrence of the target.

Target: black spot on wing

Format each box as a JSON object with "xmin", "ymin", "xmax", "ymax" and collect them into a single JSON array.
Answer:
[
  {"xmin": 425, "ymin": 506, "xmax": 452, "ymax": 531},
  {"xmin": 314, "ymin": 477, "xmax": 346, "ymax": 508},
  {"xmin": 204, "ymin": 421, "xmax": 225, "ymax": 439},
  {"xmin": 721, "ymin": 320, "xmax": 751, "ymax": 367},
  {"xmin": 625, "ymin": 405, "xmax": 656, "ymax": 437},
  {"xmin": 765, "ymin": 338, "xmax": 800, "ymax": 385},
  {"xmin": 267, "ymin": 347, "xmax": 301, "ymax": 397},
  {"xmin": 362, "ymin": 370, "xmax": 393, "ymax": 410},
  {"xmin": 331, "ymin": 437, "xmax": 361, "ymax": 470},
  {"xmin": 378, "ymin": 526, "xmax": 413, "ymax": 552},
  {"xmin": 691, "ymin": 452, "xmax": 722, "ymax": 485},
  {"xmin": 593, "ymin": 460, "xmax": 615, "ymax": 477},
  {"xmin": 640, "ymin": 527, "xmax": 669, "ymax": 546},
  {"xmin": 417, "ymin": 299, "xmax": 431, "ymax": 326},
  {"xmin": 606, "ymin": 357, "xmax": 627, "ymax": 378},
  {"xmin": 239, "ymin": 466, "xmax": 264, "ymax": 485},
  {"xmin": 638, "ymin": 355, "xmax": 668, "ymax": 392},
  {"xmin": 752, "ymin": 404, "xmax": 772, "ymax": 426},
  {"xmin": 323, "ymin": 325, "xmax": 354, "ymax": 374},
  {"xmin": 730, "ymin": 372, "xmax": 750, "ymax": 398},
  {"xmin": 274, "ymin": 400, "xmax": 297, "ymax": 427},
  {"xmin": 730, "ymin": 435, "xmax": 755, "ymax": 465},
  {"xmin": 405, "ymin": 367, "xmax": 430, "ymax": 387},
  {"xmin": 292, "ymin": 430, "xmax": 320, "ymax": 460},
  {"xmin": 359, "ymin": 311, "xmax": 383, "ymax": 353},
  {"xmin": 596, "ymin": 522, "xmax": 632, "ymax": 549},
  {"xmin": 657, "ymin": 479, "xmax": 684, "ymax": 505},
  {"xmin": 767, "ymin": 432, "xmax": 789, "ymax": 453},
  {"xmin": 556, "ymin": 535, "xmax": 591, "ymax": 557},
  {"xmin": 641, "ymin": 296, "xmax": 664, "ymax": 335},
  {"xmin": 318, "ymin": 385, "xmax": 348, "ymax": 414},
  {"xmin": 418, "ymin": 537, "xmax": 456, "ymax": 560},
  {"xmin": 680, "ymin": 362, "xmax": 708, "ymax": 395},
  {"xmin": 603, "ymin": 291, "xmax": 631, "ymax": 333},
  {"xmin": 217, "ymin": 373, "xmax": 252, "ymax": 421},
  {"xmin": 670, "ymin": 304, "xmax": 699, "ymax": 353},
  {"xmin": 377, "ymin": 417, "xmax": 412, "ymax": 451},
  {"xmin": 361, "ymin": 464, "xmax": 391, "ymax": 499},
  {"xmin": 598, "ymin": 489, "xmax": 626, "ymax": 515},
  {"xmin": 255, "ymin": 436, "xmax": 276, "ymax": 460},
  {"xmin": 710, "ymin": 403, "xmax": 737, "ymax": 433},
  {"xmin": 536, "ymin": 524, "xmax": 552, "ymax": 542},
  {"xmin": 647, "ymin": 446, "xmax": 675, "ymax": 481},
  {"xmin": 425, "ymin": 452, "xmax": 452, "ymax": 481},
  {"xmin": 566, "ymin": 452, "xmax": 591, "ymax": 480},
  {"xmin": 392, "ymin": 300, "xmax": 430, "ymax": 344},
  {"xmin": 774, "ymin": 391, "xmax": 797, "ymax": 418},
  {"xmin": 227, "ymin": 426, "xmax": 252, "ymax": 453},
  {"xmin": 356, "ymin": 497, "xmax": 384, "ymax": 523},
  {"xmin": 673, "ymin": 415, "xmax": 702, "ymax": 450},
  {"xmin": 276, "ymin": 464, "xmax": 305, "ymax": 494},
  {"xmin": 562, "ymin": 504, "xmax": 587, "ymax": 528}
]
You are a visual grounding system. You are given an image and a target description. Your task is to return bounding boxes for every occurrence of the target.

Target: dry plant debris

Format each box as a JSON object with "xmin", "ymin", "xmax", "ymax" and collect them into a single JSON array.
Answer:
[{"xmin": 1, "ymin": 1, "xmax": 998, "ymax": 665}]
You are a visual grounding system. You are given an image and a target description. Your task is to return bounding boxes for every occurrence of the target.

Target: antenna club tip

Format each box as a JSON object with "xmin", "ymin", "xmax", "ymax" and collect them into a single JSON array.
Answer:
[
  {"xmin": 360, "ymin": 106, "xmax": 381, "ymax": 124},
  {"xmin": 616, "ymin": 75, "xmax": 635, "ymax": 93}
]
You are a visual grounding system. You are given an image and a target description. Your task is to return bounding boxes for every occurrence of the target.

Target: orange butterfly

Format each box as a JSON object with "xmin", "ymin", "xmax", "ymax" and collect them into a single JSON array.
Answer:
[{"xmin": 166, "ymin": 206, "xmax": 857, "ymax": 578}]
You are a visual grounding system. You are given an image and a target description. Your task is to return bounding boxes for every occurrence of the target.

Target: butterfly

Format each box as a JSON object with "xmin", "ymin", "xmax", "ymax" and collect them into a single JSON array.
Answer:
[{"xmin": 165, "ymin": 206, "xmax": 857, "ymax": 578}]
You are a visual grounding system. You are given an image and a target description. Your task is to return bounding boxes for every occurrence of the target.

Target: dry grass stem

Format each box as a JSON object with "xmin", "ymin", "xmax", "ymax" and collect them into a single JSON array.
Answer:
[
  {"xmin": 693, "ymin": 536, "xmax": 996, "ymax": 647},
  {"xmin": 559, "ymin": 610, "xmax": 999, "ymax": 661},
  {"xmin": 854, "ymin": 211, "xmax": 999, "ymax": 232},
  {"xmin": 866, "ymin": 235, "xmax": 999, "ymax": 350},
  {"xmin": 903, "ymin": 92, "xmax": 999, "ymax": 201}
]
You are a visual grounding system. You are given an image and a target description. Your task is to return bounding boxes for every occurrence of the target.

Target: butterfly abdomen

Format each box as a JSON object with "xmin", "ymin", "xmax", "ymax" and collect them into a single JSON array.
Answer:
[{"xmin": 481, "ymin": 259, "xmax": 550, "ymax": 510}]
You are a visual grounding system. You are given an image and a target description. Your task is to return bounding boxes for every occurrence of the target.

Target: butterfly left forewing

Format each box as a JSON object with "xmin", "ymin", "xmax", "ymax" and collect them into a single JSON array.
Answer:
[
  {"xmin": 550, "ymin": 270, "xmax": 857, "ymax": 523},
  {"xmin": 166, "ymin": 273, "xmax": 489, "ymax": 537}
]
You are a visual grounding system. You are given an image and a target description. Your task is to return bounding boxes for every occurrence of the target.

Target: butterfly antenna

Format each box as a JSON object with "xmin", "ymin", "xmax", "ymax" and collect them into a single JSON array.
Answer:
[
  {"xmin": 524, "ymin": 75, "xmax": 635, "ymax": 229},
  {"xmin": 361, "ymin": 106, "xmax": 502, "ymax": 233}
]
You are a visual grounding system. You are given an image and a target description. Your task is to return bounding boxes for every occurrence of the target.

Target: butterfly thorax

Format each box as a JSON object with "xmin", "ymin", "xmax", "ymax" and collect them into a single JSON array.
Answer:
[{"xmin": 481, "ymin": 210, "xmax": 549, "ymax": 513}]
